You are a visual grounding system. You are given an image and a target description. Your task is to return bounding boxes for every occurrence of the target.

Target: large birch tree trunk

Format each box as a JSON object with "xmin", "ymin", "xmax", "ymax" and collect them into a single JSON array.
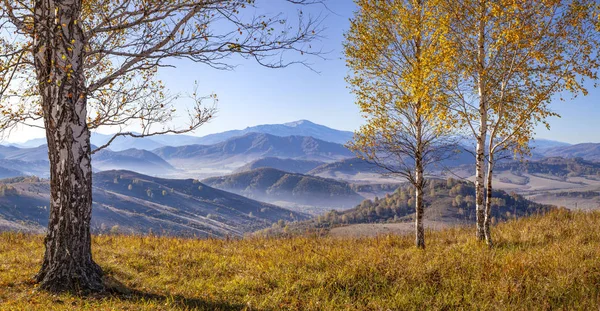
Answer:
[
  {"xmin": 475, "ymin": 0, "xmax": 487, "ymax": 241},
  {"xmin": 33, "ymin": 0, "xmax": 104, "ymax": 293}
]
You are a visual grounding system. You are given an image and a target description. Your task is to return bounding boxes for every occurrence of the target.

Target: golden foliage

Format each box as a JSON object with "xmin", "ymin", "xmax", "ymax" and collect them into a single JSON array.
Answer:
[
  {"xmin": 345, "ymin": 0, "xmax": 456, "ymax": 161},
  {"xmin": 449, "ymin": 0, "xmax": 600, "ymax": 155}
]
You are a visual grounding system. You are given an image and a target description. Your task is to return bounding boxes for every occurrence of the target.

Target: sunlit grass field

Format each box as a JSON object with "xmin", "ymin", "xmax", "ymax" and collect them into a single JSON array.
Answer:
[{"xmin": 1, "ymin": 209, "xmax": 599, "ymax": 310}]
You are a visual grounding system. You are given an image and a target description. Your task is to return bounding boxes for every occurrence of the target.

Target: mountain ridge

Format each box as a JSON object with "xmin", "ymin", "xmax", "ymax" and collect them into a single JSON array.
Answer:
[{"xmin": 13, "ymin": 120, "xmax": 356, "ymax": 150}]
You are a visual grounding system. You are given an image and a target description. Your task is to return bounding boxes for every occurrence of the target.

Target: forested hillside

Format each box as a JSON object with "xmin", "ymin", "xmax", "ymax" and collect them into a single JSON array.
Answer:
[{"xmin": 263, "ymin": 178, "xmax": 555, "ymax": 235}]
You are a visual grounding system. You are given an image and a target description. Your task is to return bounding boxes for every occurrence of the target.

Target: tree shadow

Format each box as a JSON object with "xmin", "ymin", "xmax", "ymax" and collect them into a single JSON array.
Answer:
[{"xmin": 102, "ymin": 276, "xmax": 268, "ymax": 311}]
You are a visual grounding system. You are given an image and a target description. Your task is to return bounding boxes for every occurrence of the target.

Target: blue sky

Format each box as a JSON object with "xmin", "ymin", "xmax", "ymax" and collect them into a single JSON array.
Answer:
[
  {"xmin": 6, "ymin": 1, "xmax": 600, "ymax": 144},
  {"xmin": 158, "ymin": 1, "xmax": 361, "ymax": 137},
  {"xmin": 161, "ymin": 0, "xmax": 600, "ymax": 144}
]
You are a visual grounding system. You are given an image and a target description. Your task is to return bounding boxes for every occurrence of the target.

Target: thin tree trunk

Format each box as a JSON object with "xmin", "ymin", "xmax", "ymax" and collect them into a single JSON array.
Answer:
[
  {"xmin": 475, "ymin": 0, "xmax": 487, "ymax": 241},
  {"xmin": 415, "ymin": 117, "xmax": 425, "ymax": 249},
  {"xmin": 484, "ymin": 151, "xmax": 494, "ymax": 246},
  {"xmin": 475, "ymin": 134, "xmax": 486, "ymax": 241},
  {"xmin": 33, "ymin": 0, "xmax": 104, "ymax": 293}
]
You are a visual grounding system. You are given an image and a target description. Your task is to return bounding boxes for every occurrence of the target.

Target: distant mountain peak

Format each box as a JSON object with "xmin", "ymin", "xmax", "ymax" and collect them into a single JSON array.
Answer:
[
  {"xmin": 284, "ymin": 120, "xmax": 314, "ymax": 127},
  {"xmin": 193, "ymin": 120, "xmax": 354, "ymax": 146}
]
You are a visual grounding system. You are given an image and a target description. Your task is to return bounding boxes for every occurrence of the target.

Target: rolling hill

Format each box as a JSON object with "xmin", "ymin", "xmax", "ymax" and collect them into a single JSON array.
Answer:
[
  {"xmin": 234, "ymin": 157, "xmax": 325, "ymax": 174},
  {"xmin": 202, "ymin": 167, "xmax": 365, "ymax": 214},
  {"xmin": 93, "ymin": 148, "xmax": 176, "ymax": 176},
  {"xmin": 0, "ymin": 171, "xmax": 305, "ymax": 236}
]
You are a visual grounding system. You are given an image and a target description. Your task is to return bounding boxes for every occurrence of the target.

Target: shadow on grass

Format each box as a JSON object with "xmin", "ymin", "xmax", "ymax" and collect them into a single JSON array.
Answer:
[{"xmin": 103, "ymin": 276, "xmax": 266, "ymax": 311}]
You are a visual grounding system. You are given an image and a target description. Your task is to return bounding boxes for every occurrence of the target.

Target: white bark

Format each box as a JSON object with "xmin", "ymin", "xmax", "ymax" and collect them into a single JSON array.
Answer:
[
  {"xmin": 33, "ymin": 0, "xmax": 103, "ymax": 293},
  {"xmin": 475, "ymin": 0, "xmax": 487, "ymax": 241}
]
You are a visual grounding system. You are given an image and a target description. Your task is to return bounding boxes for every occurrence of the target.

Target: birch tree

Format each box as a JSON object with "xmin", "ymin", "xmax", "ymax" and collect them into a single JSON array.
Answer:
[
  {"xmin": 345, "ymin": 0, "xmax": 456, "ymax": 249},
  {"xmin": 0, "ymin": 0, "xmax": 322, "ymax": 293},
  {"xmin": 446, "ymin": 0, "xmax": 600, "ymax": 244}
]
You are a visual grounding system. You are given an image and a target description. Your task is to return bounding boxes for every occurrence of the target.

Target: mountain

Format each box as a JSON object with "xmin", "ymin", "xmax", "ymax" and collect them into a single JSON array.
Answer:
[
  {"xmin": 0, "ymin": 145, "xmax": 50, "ymax": 177},
  {"xmin": 154, "ymin": 133, "xmax": 354, "ymax": 167},
  {"xmin": 0, "ymin": 145, "xmax": 49, "ymax": 162},
  {"xmin": 92, "ymin": 148, "xmax": 176, "ymax": 176},
  {"xmin": 16, "ymin": 132, "xmax": 203, "ymax": 152},
  {"xmin": 0, "ymin": 171, "xmax": 306, "ymax": 236},
  {"xmin": 0, "ymin": 160, "xmax": 47, "ymax": 178},
  {"xmin": 529, "ymin": 138, "xmax": 571, "ymax": 153},
  {"xmin": 15, "ymin": 120, "xmax": 354, "ymax": 151},
  {"xmin": 202, "ymin": 168, "xmax": 365, "ymax": 214},
  {"xmin": 15, "ymin": 133, "xmax": 166, "ymax": 151},
  {"xmin": 234, "ymin": 157, "xmax": 326, "ymax": 174},
  {"xmin": 307, "ymin": 148, "xmax": 474, "ymax": 183},
  {"xmin": 194, "ymin": 120, "xmax": 354, "ymax": 145},
  {"xmin": 90, "ymin": 133, "xmax": 165, "ymax": 151},
  {"xmin": 263, "ymin": 178, "xmax": 555, "ymax": 236},
  {"xmin": 0, "ymin": 144, "xmax": 177, "ymax": 176},
  {"xmin": 541, "ymin": 143, "xmax": 600, "ymax": 161},
  {"xmin": 9, "ymin": 138, "xmax": 47, "ymax": 148}
]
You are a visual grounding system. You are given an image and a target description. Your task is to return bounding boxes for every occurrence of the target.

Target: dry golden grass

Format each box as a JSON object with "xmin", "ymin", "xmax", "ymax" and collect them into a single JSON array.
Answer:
[{"xmin": 0, "ymin": 209, "xmax": 599, "ymax": 310}]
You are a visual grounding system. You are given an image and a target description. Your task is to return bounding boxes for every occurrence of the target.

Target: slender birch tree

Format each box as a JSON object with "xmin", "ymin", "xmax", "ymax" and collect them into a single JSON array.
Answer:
[
  {"xmin": 345, "ymin": 0, "xmax": 456, "ymax": 249},
  {"xmin": 0, "ymin": 0, "xmax": 322, "ymax": 292},
  {"xmin": 446, "ymin": 0, "xmax": 600, "ymax": 244}
]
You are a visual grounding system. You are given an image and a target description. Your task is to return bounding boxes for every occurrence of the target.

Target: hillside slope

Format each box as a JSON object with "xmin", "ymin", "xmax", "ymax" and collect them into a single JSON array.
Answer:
[
  {"xmin": 0, "ymin": 172, "xmax": 305, "ymax": 236},
  {"xmin": 202, "ymin": 168, "xmax": 365, "ymax": 214},
  {"xmin": 1, "ymin": 210, "xmax": 599, "ymax": 310},
  {"xmin": 271, "ymin": 178, "xmax": 554, "ymax": 236}
]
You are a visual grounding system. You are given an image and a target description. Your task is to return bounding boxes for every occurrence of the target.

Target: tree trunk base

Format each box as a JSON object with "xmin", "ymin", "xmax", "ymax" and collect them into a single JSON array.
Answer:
[
  {"xmin": 35, "ymin": 260, "xmax": 104, "ymax": 294},
  {"xmin": 416, "ymin": 240, "xmax": 425, "ymax": 249},
  {"xmin": 484, "ymin": 225, "xmax": 493, "ymax": 247}
]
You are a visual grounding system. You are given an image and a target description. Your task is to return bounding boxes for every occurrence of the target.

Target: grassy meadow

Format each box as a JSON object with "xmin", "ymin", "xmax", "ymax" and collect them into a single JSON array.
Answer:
[{"xmin": 0, "ymin": 209, "xmax": 599, "ymax": 310}]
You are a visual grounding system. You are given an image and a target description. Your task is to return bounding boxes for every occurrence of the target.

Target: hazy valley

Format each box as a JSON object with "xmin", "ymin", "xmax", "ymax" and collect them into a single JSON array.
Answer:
[{"xmin": 1, "ymin": 120, "xmax": 600, "ymax": 239}]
